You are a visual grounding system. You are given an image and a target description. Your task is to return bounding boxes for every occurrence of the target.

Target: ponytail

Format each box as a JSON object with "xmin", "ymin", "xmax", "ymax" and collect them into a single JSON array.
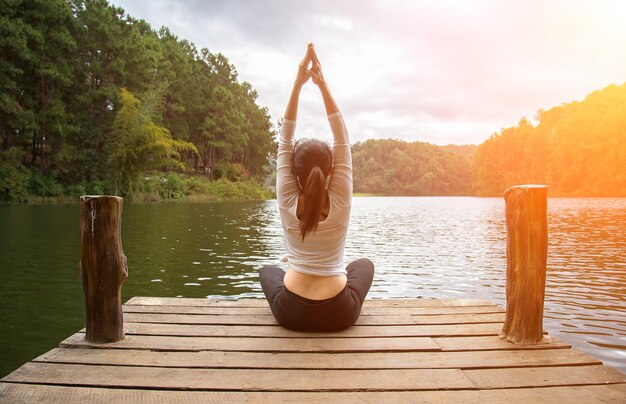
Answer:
[
  {"xmin": 299, "ymin": 166, "xmax": 326, "ymax": 241},
  {"xmin": 292, "ymin": 138, "xmax": 332, "ymax": 240}
]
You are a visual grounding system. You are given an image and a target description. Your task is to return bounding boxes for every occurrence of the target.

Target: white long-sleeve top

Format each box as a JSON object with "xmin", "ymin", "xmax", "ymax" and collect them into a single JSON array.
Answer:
[{"xmin": 276, "ymin": 112, "xmax": 352, "ymax": 276}]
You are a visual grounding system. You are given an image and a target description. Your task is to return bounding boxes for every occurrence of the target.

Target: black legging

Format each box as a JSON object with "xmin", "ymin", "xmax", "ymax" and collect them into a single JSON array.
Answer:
[{"xmin": 259, "ymin": 258, "xmax": 375, "ymax": 331}]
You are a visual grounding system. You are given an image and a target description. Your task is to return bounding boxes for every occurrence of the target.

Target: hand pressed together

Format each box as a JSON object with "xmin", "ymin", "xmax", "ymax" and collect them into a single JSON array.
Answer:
[
  {"xmin": 294, "ymin": 43, "xmax": 325, "ymax": 89},
  {"xmin": 285, "ymin": 43, "xmax": 338, "ymax": 120},
  {"xmin": 294, "ymin": 44, "xmax": 313, "ymax": 89},
  {"xmin": 309, "ymin": 44, "xmax": 325, "ymax": 87}
]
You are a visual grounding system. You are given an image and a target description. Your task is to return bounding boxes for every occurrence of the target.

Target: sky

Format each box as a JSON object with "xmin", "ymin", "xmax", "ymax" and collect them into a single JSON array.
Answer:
[{"xmin": 112, "ymin": 0, "xmax": 626, "ymax": 145}]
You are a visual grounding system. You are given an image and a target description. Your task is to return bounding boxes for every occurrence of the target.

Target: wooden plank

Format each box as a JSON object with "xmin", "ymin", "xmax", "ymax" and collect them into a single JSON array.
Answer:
[
  {"xmin": 3, "ymin": 382, "xmax": 626, "ymax": 404},
  {"xmin": 464, "ymin": 365, "xmax": 626, "ymax": 389},
  {"xmin": 434, "ymin": 335, "xmax": 570, "ymax": 351},
  {"xmin": 365, "ymin": 305, "xmax": 505, "ymax": 316},
  {"xmin": 60, "ymin": 333, "xmax": 440, "ymax": 352},
  {"xmin": 120, "ymin": 321, "xmax": 502, "ymax": 338},
  {"xmin": 37, "ymin": 346, "xmax": 601, "ymax": 370},
  {"xmin": 62, "ymin": 333, "xmax": 441, "ymax": 352},
  {"xmin": 127, "ymin": 296, "xmax": 495, "ymax": 308},
  {"xmin": 122, "ymin": 312, "xmax": 417, "ymax": 326},
  {"xmin": 123, "ymin": 312, "xmax": 282, "ymax": 325},
  {"xmin": 2, "ymin": 362, "xmax": 474, "ymax": 391},
  {"xmin": 123, "ymin": 304, "xmax": 272, "ymax": 315},
  {"xmin": 364, "ymin": 298, "xmax": 496, "ymax": 308},
  {"xmin": 411, "ymin": 313, "xmax": 506, "ymax": 324},
  {"xmin": 125, "ymin": 296, "xmax": 269, "ymax": 307},
  {"xmin": 70, "ymin": 333, "xmax": 568, "ymax": 352},
  {"xmin": 122, "ymin": 303, "xmax": 505, "ymax": 316}
]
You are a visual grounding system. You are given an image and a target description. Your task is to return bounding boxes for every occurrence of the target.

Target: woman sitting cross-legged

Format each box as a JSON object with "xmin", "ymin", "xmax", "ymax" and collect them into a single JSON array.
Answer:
[{"xmin": 259, "ymin": 43, "xmax": 375, "ymax": 331}]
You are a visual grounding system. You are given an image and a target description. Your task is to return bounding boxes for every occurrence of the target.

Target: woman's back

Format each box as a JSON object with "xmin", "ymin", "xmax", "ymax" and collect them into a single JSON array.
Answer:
[
  {"xmin": 259, "ymin": 43, "xmax": 374, "ymax": 331},
  {"xmin": 276, "ymin": 113, "xmax": 352, "ymax": 279}
]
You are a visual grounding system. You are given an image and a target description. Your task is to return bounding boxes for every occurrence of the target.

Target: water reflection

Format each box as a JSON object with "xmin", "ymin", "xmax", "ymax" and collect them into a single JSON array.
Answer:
[
  {"xmin": 0, "ymin": 197, "xmax": 624, "ymax": 376},
  {"xmin": 346, "ymin": 197, "xmax": 508, "ymax": 300},
  {"xmin": 542, "ymin": 198, "xmax": 626, "ymax": 372},
  {"xmin": 120, "ymin": 201, "xmax": 282, "ymax": 299}
]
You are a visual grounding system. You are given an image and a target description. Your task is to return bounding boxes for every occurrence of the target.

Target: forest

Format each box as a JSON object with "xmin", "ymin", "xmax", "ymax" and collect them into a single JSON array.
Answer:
[
  {"xmin": 472, "ymin": 82, "xmax": 626, "ymax": 197},
  {"xmin": 1, "ymin": 0, "xmax": 275, "ymax": 202},
  {"xmin": 352, "ymin": 140, "xmax": 476, "ymax": 196},
  {"xmin": 353, "ymin": 82, "xmax": 626, "ymax": 197}
]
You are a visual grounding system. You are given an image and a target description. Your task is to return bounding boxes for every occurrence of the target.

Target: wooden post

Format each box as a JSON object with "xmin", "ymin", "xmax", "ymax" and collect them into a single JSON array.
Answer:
[
  {"xmin": 78, "ymin": 195, "xmax": 128, "ymax": 343},
  {"xmin": 500, "ymin": 185, "xmax": 548, "ymax": 344}
]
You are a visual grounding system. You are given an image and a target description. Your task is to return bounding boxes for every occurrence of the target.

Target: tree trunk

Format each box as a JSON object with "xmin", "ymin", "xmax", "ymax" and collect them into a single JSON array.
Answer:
[
  {"xmin": 208, "ymin": 145, "xmax": 215, "ymax": 179},
  {"xmin": 500, "ymin": 185, "xmax": 549, "ymax": 344},
  {"xmin": 78, "ymin": 195, "xmax": 128, "ymax": 343},
  {"xmin": 31, "ymin": 131, "xmax": 38, "ymax": 164}
]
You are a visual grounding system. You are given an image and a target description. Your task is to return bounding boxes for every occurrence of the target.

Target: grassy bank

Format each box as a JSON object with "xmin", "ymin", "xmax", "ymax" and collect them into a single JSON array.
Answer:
[
  {"xmin": 1, "ymin": 172, "xmax": 274, "ymax": 204},
  {"xmin": 139, "ymin": 173, "xmax": 275, "ymax": 202}
]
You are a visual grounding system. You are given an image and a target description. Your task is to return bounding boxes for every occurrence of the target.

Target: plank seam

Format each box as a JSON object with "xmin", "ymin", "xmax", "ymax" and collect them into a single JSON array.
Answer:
[
  {"xmin": 0, "ymin": 380, "xmax": 484, "ymax": 392},
  {"xmin": 58, "ymin": 347, "xmax": 443, "ymax": 353},
  {"xmin": 2, "ymin": 380, "xmax": 626, "ymax": 395},
  {"xmin": 121, "ymin": 311, "xmax": 506, "ymax": 317},
  {"xmin": 76, "ymin": 331, "xmax": 503, "ymax": 339},
  {"xmin": 124, "ymin": 303, "xmax": 500, "ymax": 308},
  {"xmin": 462, "ymin": 382, "xmax": 626, "ymax": 391},
  {"xmin": 32, "ymin": 359, "xmax": 604, "ymax": 371},
  {"xmin": 7, "ymin": 378, "xmax": 626, "ymax": 392}
]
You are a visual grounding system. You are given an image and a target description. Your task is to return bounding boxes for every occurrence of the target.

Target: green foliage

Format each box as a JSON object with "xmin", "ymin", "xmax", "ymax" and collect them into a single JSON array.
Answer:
[
  {"xmin": 213, "ymin": 162, "xmax": 248, "ymax": 182},
  {"xmin": 1, "ymin": 0, "xmax": 275, "ymax": 203},
  {"xmin": 107, "ymin": 87, "xmax": 198, "ymax": 197},
  {"xmin": 352, "ymin": 140, "xmax": 476, "ymax": 196},
  {"xmin": 0, "ymin": 148, "xmax": 31, "ymax": 202},
  {"xmin": 198, "ymin": 85, "xmax": 246, "ymax": 160},
  {"xmin": 473, "ymin": 83, "xmax": 626, "ymax": 196},
  {"xmin": 184, "ymin": 175, "xmax": 212, "ymax": 194},
  {"xmin": 0, "ymin": 0, "xmax": 77, "ymax": 175},
  {"xmin": 65, "ymin": 183, "xmax": 87, "ymax": 197},
  {"xmin": 158, "ymin": 172, "xmax": 188, "ymax": 199},
  {"xmin": 139, "ymin": 172, "xmax": 266, "ymax": 201},
  {"xmin": 28, "ymin": 170, "xmax": 63, "ymax": 197},
  {"xmin": 205, "ymin": 178, "xmax": 265, "ymax": 200},
  {"xmin": 192, "ymin": 52, "xmax": 275, "ymax": 181}
]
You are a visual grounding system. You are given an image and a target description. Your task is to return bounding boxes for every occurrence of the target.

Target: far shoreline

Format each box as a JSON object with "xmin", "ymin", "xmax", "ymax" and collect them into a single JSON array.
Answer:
[{"xmin": 2, "ymin": 193, "xmax": 625, "ymax": 206}]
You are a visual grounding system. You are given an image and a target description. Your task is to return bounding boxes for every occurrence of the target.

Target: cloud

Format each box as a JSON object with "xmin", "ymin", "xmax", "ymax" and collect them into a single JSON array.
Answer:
[{"xmin": 114, "ymin": 0, "xmax": 626, "ymax": 145}]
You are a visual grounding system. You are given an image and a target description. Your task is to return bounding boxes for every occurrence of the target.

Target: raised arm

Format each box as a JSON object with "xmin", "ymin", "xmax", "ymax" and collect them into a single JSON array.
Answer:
[
  {"xmin": 283, "ymin": 45, "xmax": 313, "ymax": 121},
  {"xmin": 309, "ymin": 45, "xmax": 352, "ymax": 202},
  {"xmin": 277, "ymin": 45, "xmax": 313, "ymax": 208},
  {"xmin": 309, "ymin": 45, "xmax": 339, "ymax": 116}
]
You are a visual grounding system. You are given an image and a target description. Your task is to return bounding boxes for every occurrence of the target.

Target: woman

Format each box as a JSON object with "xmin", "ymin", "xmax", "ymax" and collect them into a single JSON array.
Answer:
[{"xmin": 259, "ymin": 44, "xmax": 374, "ymax": 331}]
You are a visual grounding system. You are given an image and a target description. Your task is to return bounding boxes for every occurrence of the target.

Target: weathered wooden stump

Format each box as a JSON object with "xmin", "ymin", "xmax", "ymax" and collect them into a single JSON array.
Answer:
[
  {"xmin": 78, "ymin": 195, "xmax": 128, "ymax": 343},
  {"xmin": 500, "ymin": 185, "xmax": 548, "ymax": 344}
]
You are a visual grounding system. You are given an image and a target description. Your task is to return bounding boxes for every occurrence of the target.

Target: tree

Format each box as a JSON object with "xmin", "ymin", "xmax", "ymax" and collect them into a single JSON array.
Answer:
[
  {"xmin": 352, "ymin": 139, "xmax": 476, "ymax": 196},
  {"xmin": 472, "ymin": 83, "xmax": 626, "ymax": 196},
  {"xmin": 196, "ymin": 85, "xmax": 246, "ymax": 176},
  {"xmin": 0, "ymin": 0, "xmax": 36, "ymax": 153},
  {"xmin": 239, "ymin": 82, "xmax": 275, "ymax": 178},
  {"xmin": 0, "ymin": 0, "xmax": 277, "ymax": 201},
  {"xmin": 0, "ymin": 0, "xmax": 76, "ymax": 171},
  {"xmin": 107, "ymin": 88, "xmax": 197, "ymax": 196}
]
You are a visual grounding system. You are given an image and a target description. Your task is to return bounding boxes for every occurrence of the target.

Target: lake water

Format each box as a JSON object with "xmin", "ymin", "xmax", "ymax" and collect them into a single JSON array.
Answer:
[{"xmin": 0, "ymin": 197, "xmax": 624, "ymax": 377}]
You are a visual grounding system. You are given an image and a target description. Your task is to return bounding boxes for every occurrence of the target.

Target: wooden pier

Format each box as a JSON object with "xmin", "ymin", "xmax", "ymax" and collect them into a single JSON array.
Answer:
[{"xmin": 1, "ymin": 296, "xmax": 624, "ymax": 402}]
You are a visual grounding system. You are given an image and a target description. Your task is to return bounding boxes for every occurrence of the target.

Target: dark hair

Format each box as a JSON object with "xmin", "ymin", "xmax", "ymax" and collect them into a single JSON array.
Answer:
[{"xmin": 293, "ymin": 138, "xmax": 332, "ymax": 240}]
